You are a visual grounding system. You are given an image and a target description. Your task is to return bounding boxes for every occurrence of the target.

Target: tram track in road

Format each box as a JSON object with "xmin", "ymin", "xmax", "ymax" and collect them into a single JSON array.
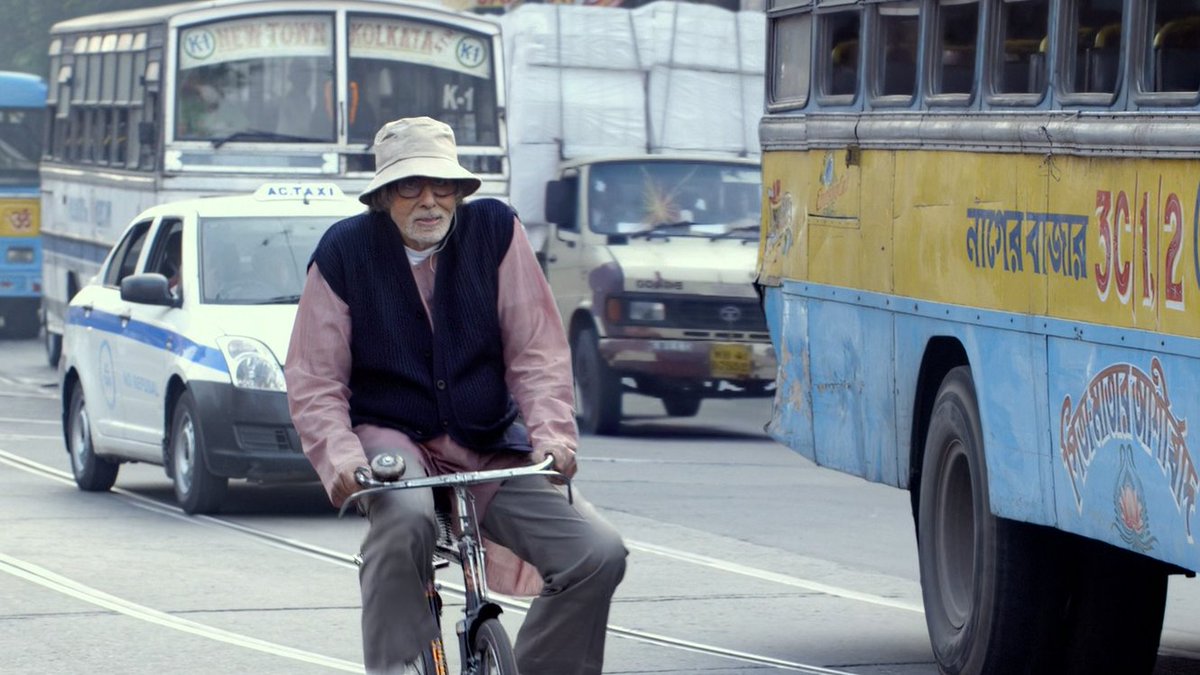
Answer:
[{"xmin": 0, "ymin": 448, "xmax": 854, "ymax": 674}]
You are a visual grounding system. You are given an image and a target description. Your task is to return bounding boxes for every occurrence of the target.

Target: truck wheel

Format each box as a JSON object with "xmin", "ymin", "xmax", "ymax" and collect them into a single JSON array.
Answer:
[
  {"xmin": 662, "ymin": 394, "xmax": 701, "ymax": 417},
  {"xmin": 572, "ymin": 327, "xmax": 621, "ymax": 435},
  {"xmin": 917, "ymin": 366, "xmax": 1060, "ymax": 674},
  {"xmin": 169, "ymin": 391, "xmax": 228, "ymax": 514}
]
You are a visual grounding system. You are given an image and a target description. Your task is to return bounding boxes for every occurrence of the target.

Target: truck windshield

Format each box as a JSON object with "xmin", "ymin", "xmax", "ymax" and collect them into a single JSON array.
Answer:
[{"xmin": 587, "ymin": 160, "xmax": 761, "ymax": 239}]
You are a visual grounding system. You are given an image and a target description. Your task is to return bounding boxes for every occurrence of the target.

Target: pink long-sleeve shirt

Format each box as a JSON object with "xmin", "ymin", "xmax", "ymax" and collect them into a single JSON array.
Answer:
[{"xmin": 285, "ymin": 216, "xmax": 576, "ymax": 595}]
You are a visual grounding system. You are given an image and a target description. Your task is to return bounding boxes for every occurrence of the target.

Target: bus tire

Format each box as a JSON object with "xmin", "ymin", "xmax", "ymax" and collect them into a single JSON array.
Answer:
[
  {"xmin": 572, "ymin": 327, "xmax": 622, "ymax": 435},
  {"xmin": 67, "ymin": 385, "xmax": 119, "ymax": 492},
  {"xmin": 169, "ymin": 391, "xmax": 228, "ymax": 514},
  {"xmin": 917, "ymin": 366, "xmax": 1059, "ymax": 674},
  {"xmin": 1052, "ymin": 534, "xmax": 1166, "ymax": 675}
]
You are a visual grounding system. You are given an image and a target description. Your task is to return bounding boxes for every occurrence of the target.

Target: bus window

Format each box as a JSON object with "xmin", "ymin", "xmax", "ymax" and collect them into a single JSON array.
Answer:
[
  {"xmin": 932, "ymin": 0, "xmax": 979, "ymax": 97},
  {"xmin": 175, "ymin": 14, "xmax": 335, "ymax": 143},
  {"xmin": 1063, "ymin": 0, "xmax": 1124, "ymax": 96},
  {"xmin": 994, "ymin": 0, "xmax": 1049, "ymax": 96},
  {"xmin": 346, "ymin": 14, "xmax": 499, "ymax": 146},
  {"xmin": 819, "ymin": 9, "xmax": 860, "ymax": 100},
  {"xmin": 876, "ymin": 2, "xmax": 919, "ymax": 100},
  {"xmin": 1146, "ymin": 4, "xmax": 1200, "ymax": 95},
  {"xmin": 768, "ymin": 11, "xmax": 812, "ymax": 108}
]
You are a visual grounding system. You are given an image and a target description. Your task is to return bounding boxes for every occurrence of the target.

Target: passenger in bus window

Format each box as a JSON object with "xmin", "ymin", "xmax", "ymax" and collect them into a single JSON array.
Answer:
[
  {"xmin": 177, "ymin": 72, "xmax": 218, "ymax": 138},
  {"xmin": 276, "ymin": 60, "xmax": 331, "ymax": 140},
  {"xmin": 285, "ymin": 116, "xmax": 627, "ymax": 675}
]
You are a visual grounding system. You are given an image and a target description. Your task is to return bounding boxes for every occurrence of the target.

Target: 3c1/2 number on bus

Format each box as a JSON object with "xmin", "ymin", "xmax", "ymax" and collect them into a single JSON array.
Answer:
[{"xmin": 1093, "ymin": 187, "xmax": 1197, "ymax": 313}]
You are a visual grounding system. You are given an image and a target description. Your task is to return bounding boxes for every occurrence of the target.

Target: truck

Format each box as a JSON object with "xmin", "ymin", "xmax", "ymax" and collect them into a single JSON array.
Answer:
[
  {"xmin": 537, "ymin": 153, "xmax": 775, "ymax": 434},
  {"xmin": 498, "ymin": 2, "xmax": 771, "ymax": 432}
]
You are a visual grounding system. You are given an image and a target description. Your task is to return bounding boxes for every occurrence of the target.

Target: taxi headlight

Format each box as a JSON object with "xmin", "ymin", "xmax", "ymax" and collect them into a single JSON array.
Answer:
[{"xmin": 216, "ymin": 336, "xmax": 286, "ymax": 392}]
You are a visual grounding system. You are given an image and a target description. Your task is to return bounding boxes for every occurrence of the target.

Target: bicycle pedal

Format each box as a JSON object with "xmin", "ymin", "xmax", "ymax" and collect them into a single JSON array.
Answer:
[{"xmin": 433, "ymin": 554, "xmax": 450, "ymax": 570}]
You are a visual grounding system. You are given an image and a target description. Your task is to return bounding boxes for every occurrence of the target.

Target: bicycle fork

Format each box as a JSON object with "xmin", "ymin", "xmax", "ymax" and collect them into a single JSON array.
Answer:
[{"xmin": 454, "ymin": 489, "xmax": 506, "ymax": 674}]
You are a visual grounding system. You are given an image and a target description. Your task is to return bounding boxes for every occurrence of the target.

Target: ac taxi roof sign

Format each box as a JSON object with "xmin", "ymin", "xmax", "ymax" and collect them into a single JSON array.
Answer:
[{"xmin": 253, "ymin": 183, "xmax": 345, "ymax": 201}]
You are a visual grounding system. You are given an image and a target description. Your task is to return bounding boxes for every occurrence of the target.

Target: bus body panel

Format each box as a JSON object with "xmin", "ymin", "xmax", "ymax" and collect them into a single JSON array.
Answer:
[{"xmin": 767, "ymin": 276, "xmax": 1200, "ymax": 571}]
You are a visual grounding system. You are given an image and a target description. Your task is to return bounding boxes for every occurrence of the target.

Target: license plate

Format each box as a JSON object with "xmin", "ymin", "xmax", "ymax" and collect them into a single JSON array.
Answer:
[{"xmin": 710, "ymin": 343, "xmax": 752, "ymax": 379}]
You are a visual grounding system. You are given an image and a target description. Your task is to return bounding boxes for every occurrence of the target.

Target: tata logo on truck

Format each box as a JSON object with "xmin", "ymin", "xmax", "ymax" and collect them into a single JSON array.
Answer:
[{"xmin": 635, "ymin": 276, "xmax": 683, "ymax": 291}]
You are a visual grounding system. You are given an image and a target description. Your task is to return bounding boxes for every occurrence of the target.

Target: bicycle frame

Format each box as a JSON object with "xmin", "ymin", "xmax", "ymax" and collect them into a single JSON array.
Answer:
[{"xmin": 341, "ymin": 457, "xmax": 569, "ymax": 674}]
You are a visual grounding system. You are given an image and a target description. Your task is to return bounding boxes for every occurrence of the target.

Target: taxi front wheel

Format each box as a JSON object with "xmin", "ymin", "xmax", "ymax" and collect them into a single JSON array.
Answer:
[
  {"xmin": 169, "ymin": 391, "xmax": 228, "ymax": 514},
  {"xmin": 67, "ymin": 386, "xmax": 119, "ymax": 491}
]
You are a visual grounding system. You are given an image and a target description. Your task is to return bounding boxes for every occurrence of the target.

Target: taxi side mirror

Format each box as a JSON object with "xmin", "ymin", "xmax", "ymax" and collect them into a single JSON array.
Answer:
[{"xmin": 121, "ymin": 273, "xmax": 179, "ymax": 308}]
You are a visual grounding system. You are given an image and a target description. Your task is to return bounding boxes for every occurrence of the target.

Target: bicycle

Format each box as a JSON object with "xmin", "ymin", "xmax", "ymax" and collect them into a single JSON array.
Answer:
[{"xmin": 340, "ymin": 454, "xmax": 570, "ymax": 675}]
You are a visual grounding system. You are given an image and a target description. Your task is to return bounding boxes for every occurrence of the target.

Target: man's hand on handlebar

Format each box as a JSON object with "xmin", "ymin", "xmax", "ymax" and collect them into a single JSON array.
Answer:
[
  {"xmin": 532, "ymin": 443, "xmax": 577, "ymax": 482},
  {"xmin": 332, "ymin": 460, "xmax": 370, "ymax": 507}
]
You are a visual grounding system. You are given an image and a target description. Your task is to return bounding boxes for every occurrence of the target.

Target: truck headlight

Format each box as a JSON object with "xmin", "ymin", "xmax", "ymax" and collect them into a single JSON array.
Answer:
[
  {"xmin": 216, "ymin": 336, "xmax": 286, "ymax": 392},
  {"xmin": 628, "ymin": 300, "xmax": 666, "ymax": 322}
]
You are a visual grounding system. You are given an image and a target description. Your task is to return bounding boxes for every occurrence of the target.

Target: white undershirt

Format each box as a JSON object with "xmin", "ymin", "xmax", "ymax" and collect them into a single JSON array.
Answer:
[{"xmin": 405, "ymin": 245, "xmax": 436, "ymax": 266}]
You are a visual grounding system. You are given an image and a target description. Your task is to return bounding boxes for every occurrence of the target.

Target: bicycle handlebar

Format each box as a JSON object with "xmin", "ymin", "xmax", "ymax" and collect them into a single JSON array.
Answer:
[{"xmin": 338, "ymin": 456, "xmax": 570, "ymax": 518}]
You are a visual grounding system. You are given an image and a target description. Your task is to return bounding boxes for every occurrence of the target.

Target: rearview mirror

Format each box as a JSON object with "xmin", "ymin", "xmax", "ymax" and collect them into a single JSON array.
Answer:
[{"xmin": 544, "ymin": 179, "xmax": 577, "ymax": 230}]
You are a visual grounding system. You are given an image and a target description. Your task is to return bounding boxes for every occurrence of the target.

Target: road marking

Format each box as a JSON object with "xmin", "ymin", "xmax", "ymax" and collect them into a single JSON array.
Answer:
[
  {"xmin": 0, "ymin": 449, "xmax": 861, "ymax": 673},
  {"xmin": 0, "ymin": 417, "xmax": 60, "ymax": 425},
  {"xmin": 0, "ymin": 553, "xmax": 363, "ymax": 672},
  {"xmin": 626, "ymin": 540, "xmax": 924, "ymax": 613}
]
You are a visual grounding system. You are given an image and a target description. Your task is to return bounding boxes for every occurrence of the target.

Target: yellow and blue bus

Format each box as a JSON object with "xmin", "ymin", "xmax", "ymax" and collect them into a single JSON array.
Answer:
[
  {"xmin": 39, "ymin": 0, "xmax": 507, "ymax": 365},
  {"xmin": 0, "ymin": 71, "xmax": 46, "ymax": 339},
  {"xmin": 759, "ymin": 0, "xmax": 1198, "ymax": 672}
]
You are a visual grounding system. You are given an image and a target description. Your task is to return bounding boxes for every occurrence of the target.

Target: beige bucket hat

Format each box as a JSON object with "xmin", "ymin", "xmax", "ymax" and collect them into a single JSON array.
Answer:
[{"xmin": 358, "ymin": 116, "xmax": 482, "ymax": 205}]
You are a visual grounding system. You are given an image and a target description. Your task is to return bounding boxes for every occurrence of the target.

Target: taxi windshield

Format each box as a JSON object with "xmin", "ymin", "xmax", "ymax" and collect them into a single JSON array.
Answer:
[{"xmin": 199, "ymin": 216, "xmax": 329, "ymax": 304}]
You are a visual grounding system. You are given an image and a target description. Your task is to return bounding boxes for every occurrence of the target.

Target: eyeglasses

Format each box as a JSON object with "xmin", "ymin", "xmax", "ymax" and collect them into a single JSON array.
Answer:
[{"xmin": 393, "ymin": 177, "xmax": 459, "ymax": 199}]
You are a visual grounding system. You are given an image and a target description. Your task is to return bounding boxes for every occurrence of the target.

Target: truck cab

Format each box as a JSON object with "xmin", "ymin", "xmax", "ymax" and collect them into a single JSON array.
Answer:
[{"xmin": 541, "ymin": 154, "xmax": 776, "ymax": 434}]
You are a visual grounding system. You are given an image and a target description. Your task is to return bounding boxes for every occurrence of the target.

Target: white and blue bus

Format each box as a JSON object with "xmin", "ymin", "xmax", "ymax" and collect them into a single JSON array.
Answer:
[
  {"xmin": 0, "ymin": 71, "xmax": 46, "ymax": 339},
  {"xmin": 40, "ymin": 0, "xmax": 509, "ymax": 365}
]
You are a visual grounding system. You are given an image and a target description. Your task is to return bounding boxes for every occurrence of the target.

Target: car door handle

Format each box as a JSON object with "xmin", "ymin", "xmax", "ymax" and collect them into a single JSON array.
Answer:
[
  {"xmin": 118, "ymin": 311, "xmax": 131, "ymax": 326},
  {"xmin": 545, "ymin": 254, "xmax": 558, "ymax": 263},
  {"xmin": 81, "ymin": 302, "xmax": 93, "ymax": 315}
]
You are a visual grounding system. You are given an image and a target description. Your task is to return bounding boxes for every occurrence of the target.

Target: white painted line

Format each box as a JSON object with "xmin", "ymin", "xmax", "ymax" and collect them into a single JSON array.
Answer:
[
  {"xmin": 0, "ymin": 553, "xmax": 363, "ymax": 672},
  {"xmin": 0, "ymin": 417, "xmax": 60, "ymax": 425},
  {"xmin": 0, "ymin": 448, "xmax": 880, "ymax": 673},
  {"xmin": 623, "ymin": 541, "xmax": 923, "ymax": 614},
  {"xmin": 0, "ymin": 448, "xmax": 921, "ymax": 615}
]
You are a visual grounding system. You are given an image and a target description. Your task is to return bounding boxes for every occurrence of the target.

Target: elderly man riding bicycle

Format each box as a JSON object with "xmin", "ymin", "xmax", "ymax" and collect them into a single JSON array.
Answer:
[{"xmin": 285, "ymin": 116, "xmax": 627, "ymax": 675}]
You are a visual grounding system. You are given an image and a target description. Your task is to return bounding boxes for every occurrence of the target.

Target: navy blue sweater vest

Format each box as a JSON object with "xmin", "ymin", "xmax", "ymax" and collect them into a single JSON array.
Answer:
[{"xmin": 309, "ymin": 198, "xmax": 530, "ymax": 452}]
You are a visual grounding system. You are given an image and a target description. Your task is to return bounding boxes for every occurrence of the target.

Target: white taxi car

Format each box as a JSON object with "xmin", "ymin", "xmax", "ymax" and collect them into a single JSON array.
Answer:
[{"xmin": 60, "ymin": 183, "xmax": 364, "ymax": 514}]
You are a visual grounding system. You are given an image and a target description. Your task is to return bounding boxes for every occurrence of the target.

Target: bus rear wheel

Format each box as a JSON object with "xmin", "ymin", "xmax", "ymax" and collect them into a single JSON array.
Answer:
[{"xmin": 917, "ymin": 367, "xmax": 1059, "ymax": 674}]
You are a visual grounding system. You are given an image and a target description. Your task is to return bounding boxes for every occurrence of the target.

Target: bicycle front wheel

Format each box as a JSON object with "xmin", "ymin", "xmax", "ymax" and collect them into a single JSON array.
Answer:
[{"xmin": 472, "ymin": 618, "xmax": 518, "ymax": 675}]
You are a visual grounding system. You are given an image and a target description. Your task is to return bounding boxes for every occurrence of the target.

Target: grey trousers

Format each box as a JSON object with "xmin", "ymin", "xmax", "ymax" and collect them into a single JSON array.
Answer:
[{"xmin": 358, "ymin": 448, "xmax": 628, "ymax": 675}]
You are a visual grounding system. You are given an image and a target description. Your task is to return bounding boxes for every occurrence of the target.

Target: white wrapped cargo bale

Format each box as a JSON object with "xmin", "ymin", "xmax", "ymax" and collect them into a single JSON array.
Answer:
[
  {"xmin": 506, "ymin": 63, "xmax": 563, "ymax": 145},
  {"xmin": 509, "ymin": 142, "xmax": 562, "ymax": 231},
  {"xmin": 647, "ymin": 66, "xmax": 747, "ymax": 154},
  {"xmin": 742, "ymin": 73, "xmax": 764, "ymax": 155},
  {"xmin": 560, "ymin": 69, "xmax": 647, "ymax": 158},
  {"xmin": 738, "ymin": 10, "xmax": 766, "ymax": 74},
  {"xmin": 500, "ymin": 4, "xmax": 639, "ymax": 70},
  {"xmin": 632, "ymin": 2, "xmax": 740, "ymax": 73}
]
